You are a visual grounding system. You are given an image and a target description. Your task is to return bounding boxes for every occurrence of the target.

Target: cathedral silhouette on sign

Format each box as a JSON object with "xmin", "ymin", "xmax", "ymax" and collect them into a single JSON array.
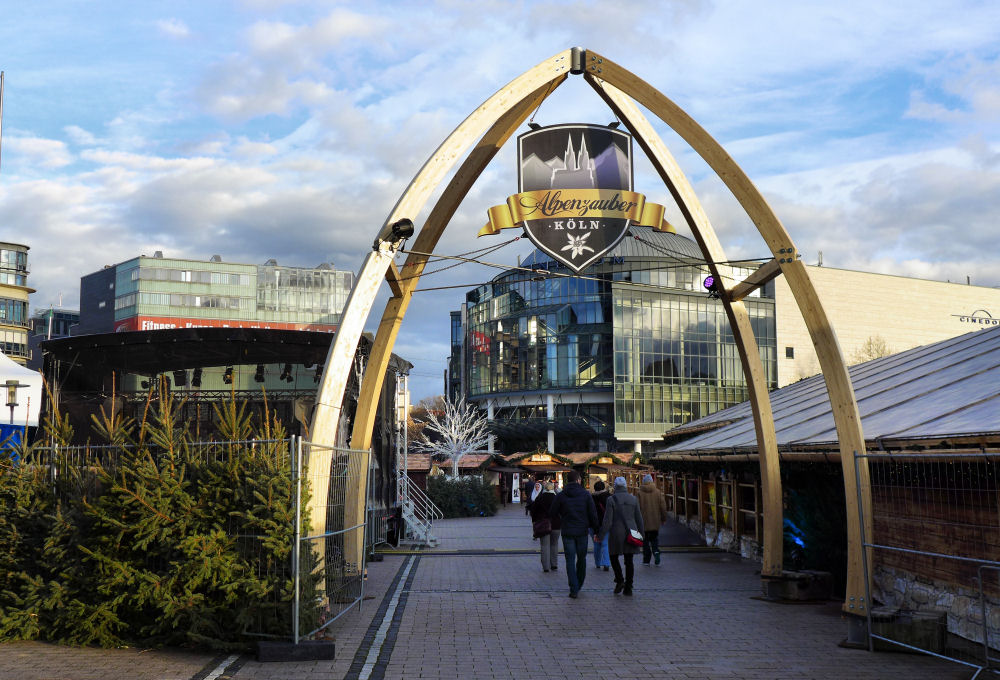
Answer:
[{"xmin": 551, "ymin": 135, "xmax": 596, "ymax": 189}]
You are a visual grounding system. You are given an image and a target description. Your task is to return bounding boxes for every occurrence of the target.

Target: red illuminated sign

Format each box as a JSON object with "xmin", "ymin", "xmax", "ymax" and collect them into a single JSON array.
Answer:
[{"xmin": 471, "ymin": 330, "xmax": 491, "ymax": 353}]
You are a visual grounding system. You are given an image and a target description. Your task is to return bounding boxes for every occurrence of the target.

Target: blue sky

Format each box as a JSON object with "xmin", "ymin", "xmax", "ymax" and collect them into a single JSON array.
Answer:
[{"xmin": 1, "ymin": 1, "xmax": 999, "ymax": 402}]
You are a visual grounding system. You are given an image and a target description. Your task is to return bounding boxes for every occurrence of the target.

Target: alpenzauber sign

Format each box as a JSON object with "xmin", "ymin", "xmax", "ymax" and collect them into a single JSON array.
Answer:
[{"xmin": 479, "ymin": 123, "xmax": 673, "ymax": 273}]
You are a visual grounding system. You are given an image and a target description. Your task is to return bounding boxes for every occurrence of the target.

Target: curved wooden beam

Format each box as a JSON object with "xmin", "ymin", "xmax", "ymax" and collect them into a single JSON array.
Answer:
[
  {"xmin": 311, "ymin": 48, "xmax": 573, "ymax": 449},
  {"xmin": 584, "ymin": 50, "xmax": 871, "ymax": 613},
  {"xmin": 349, "ymin": 77, "xmax": 566, "ymax": 451},
  {"xmin": 586, "ymin": 76, "xmax": 784, "ymax": 578},
  {"xmin": 309, "ymin": 50, "xmax": 572, "ymax": 575}
]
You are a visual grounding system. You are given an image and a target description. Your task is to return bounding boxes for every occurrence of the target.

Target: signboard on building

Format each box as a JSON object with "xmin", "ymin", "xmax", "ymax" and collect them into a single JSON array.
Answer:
[
  {"xmin": 113, "ymin": 316, "xmax": 338, "ymax": 333},
  {"xmin": 516, "ymin": 124, "xmax": 633, "ymax": 272},
  {"xmin": 471, "ymin": 330, "xmax": 491, "ymax": 353},
  {"xmin": 479, "ymin": 123, "xmax": 676, "ymax": 273}
]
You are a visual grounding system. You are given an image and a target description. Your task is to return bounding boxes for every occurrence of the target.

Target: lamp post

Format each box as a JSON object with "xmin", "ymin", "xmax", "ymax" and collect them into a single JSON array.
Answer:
[{"xmin": 5, "ymin": 379, "xmax": 25, "ymax": 425}]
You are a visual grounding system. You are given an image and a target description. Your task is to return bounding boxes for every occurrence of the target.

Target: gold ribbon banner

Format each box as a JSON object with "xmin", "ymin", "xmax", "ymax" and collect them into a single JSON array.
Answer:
[{"xmin": 479, "ymin": 189, "xmax": 674, "ymax": 236}]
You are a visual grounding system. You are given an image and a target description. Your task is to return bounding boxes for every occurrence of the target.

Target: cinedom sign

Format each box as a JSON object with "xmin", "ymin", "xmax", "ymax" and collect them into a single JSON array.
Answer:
[
  {"xmin": 952, "ymin": 309, "xmax": 1000, "ymax": 326},
  {"xmin": 479, "ymin": 123, "xmax": 674, "ymax": 273}
]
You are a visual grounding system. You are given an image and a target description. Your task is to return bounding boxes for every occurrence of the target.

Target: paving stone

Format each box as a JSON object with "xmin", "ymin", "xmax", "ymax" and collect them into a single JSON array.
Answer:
[{"xmin": 0, "ymin": 505, "xmax": 975, "ymax": 679}]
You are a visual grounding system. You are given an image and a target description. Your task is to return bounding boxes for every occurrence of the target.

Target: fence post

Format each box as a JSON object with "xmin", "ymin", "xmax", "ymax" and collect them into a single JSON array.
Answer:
[
  {"xmin": 754, "ymin": 478, "xmax": 762, "ymax": 542},
  {"xmin": 293, "ymin": 435, "xmax": 303, "ymax": 645},
  {"xmin": 360, "ymin": 448, "xmax": 373, "ymax": 613},
  {"xmin": 712, "ymin": 476, "xmax": 720, "ymax": 530},
  {"xmin": 698, "ymin": 473, "xmax": 708, "ymax": 531},
  {"xmin": 733, "ymin": 481, "xmax": 741, "ymax": 539},
  {"xmin": 670, "ymin": 472, "xmax": 677, "ymax": 515},
  {"xmin": 852, "ymin": 450, "xmax": 873, "ymax": 651}
]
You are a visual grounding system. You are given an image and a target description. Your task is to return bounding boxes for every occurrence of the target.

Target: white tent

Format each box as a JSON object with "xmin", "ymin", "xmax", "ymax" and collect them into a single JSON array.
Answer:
[{"xmin": 0, "ymin": 351, "xmax": 42, "ymax": 427}]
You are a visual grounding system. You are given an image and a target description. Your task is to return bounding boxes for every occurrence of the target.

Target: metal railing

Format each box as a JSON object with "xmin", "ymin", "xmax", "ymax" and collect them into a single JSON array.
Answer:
[
  {"xmin": 398, "ymin": 472, "xmax": 441, "ymax": 546},
  {"xmin": 854, "ymin": 451, "xmax": 1000, "ymax": 676},
  {"xmin": 979, "ymin": 566, "xmax": 1000, "ymax": 672}
]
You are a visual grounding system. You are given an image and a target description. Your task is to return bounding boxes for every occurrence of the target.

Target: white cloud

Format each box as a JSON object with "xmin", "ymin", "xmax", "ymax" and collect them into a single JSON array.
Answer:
[
  {"xmin": 156, "ymin": 18, "xmax": 191, "ymax": 39},
  {"xmin": 2, "ymin": 0, "xmax": 1000, "ymax": 401},
  {"xmin": 5, "ymin": 136, "xmax": 73, "ymax": 169},
  {"xmin": 63, "ymin": 125, "xmax": 98, "ymax": 147},
  {"xmin": 233, "ymin": 138, "xmax": 279, "ymax": 159}
]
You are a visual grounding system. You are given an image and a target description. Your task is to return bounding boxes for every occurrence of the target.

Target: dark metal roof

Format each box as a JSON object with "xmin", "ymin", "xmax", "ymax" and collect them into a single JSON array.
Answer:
[
  {"xmin": 521, "ymin": 226, "xmax": 706, "ymax": 267},
  {"xmin": 42, "ymin": 328, "xmax": 412, "ymax": 376},
  {"xmin": 658, "ymin": 325, "xmax": 1000, "ymax": 455},
  {"xmin": 42, "ymin": 327, "xmax": 343, "ymax": 374},
  {"xmin": 488, "ymin": 415, "xmax": 603, "ymax": 440}
]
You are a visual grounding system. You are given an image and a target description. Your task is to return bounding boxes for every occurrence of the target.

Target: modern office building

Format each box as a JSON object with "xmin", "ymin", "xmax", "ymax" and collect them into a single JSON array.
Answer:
[
  {"xmin": 0, "ymin": 242, "xmax": 34, "ymax": 365},
  {"xmin": 27, "ymin": 307, "xmax": 79, "ymax": 370},
  {"xmin": 448, "ymin": 226, "xmax": 775, "ymax": 454},
  {"xmin": 77, "ymin": 252, "xmax": 354, "ymax": 335},
  {"xmin": 448, "ymin": 229, "xmax": 1000, "ymax": 455}
]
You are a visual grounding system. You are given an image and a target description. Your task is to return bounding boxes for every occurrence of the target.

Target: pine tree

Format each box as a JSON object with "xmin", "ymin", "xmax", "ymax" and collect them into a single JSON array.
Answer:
[{"xmin": 0, "ymin": 381, "xmax": 320, "ymax": 649}]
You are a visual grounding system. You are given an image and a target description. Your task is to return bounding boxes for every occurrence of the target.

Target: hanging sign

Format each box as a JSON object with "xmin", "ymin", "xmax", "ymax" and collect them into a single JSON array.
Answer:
[{"xmin": 480, "ymin": 123, "xmax": 674, "ymax": 273}]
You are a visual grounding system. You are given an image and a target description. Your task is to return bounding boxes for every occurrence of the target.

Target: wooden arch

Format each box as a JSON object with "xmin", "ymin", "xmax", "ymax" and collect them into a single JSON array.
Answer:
[{"xmin": 311, "ymin": 48, "xmax": 871, "ymax": 614}]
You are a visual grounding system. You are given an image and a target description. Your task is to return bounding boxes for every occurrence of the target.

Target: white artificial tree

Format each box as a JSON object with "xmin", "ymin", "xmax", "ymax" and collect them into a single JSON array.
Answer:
[{"xmin": 413, "ymin": 398, "xmax": 491, "ymax": 477}]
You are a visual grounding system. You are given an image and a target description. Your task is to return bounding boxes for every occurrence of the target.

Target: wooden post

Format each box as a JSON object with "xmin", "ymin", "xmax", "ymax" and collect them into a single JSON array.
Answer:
[
  {"xmin": 712, "ymin": 476, "xmax": 721, "ymax": 530},
  {"xmin": 587, "ymin": 76, "xmax": 784, "ymax": 577},
  {"xmin": 671, "ymin": 472, "xmax": 678, "ymax": 516},
  {"xmin": 697, "ymin": 476, "xmax": 705, "ymax": 524},
  {"xmin": 754, "ymin": 478, "xmax": 763, "ymax": 543},
  {"xmin": 680, "ymin": 474, "xmax": 688, "ymax": 521},
  {"xmin": 729, "ymin": 481, "xmax": 738, "ymax": 537}
]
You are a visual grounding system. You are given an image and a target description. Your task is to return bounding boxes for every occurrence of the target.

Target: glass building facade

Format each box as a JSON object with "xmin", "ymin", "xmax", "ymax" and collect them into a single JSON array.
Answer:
[
  {"xmin": 28, "ymin": 308, "xmax": 80, "ymax": 370},
  {"xmin": 78, "ymin": 254, "xmax": 354, "ymax": 334},
  {"xmin": 449, "ymin": 227, "xmax": 776, "ymax": 452},
  {"xmin": 0, "ymin": 243, "xmax": 33, "ymax": 364}
]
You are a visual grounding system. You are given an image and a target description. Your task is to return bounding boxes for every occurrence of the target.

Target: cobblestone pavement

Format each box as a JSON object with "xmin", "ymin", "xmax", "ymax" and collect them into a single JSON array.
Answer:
[
  {"xmin": 0, "ymin": 642, "xmax": 216, "ymax": 680},
  {"xmin": 0, "ymin": 504, "xmax": 976, "ymax": 679}
]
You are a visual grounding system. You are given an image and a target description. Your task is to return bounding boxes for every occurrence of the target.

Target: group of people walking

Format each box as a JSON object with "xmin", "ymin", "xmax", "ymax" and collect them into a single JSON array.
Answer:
[{"xmin": 527, "ymin": 472, "xmax": 667, "ymax": 598}]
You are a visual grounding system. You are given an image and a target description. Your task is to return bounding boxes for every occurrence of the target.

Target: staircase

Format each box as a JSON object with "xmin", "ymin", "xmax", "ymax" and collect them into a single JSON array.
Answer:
[{"xmin": 399, "ymin": 474, "xmax": 442, "ymax": 547}]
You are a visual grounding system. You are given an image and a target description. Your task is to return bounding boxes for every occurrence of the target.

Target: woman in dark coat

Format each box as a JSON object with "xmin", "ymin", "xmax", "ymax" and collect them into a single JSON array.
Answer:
[
  {"xmin": 529, "ymin": 481, "xmax": 562, "ymax": 572},
  {"xmin": 591, "ymin": 480, "xmax": 611, "ymax": 571},
  {"xmin": 596, "ymin": 476, "xmax": 644, "ymax": 595}
]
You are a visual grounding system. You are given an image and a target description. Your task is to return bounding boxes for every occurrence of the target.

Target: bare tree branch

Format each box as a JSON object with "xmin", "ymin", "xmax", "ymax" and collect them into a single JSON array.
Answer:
[{"xmin": 412, "ymin": 398, "xmax": 491, "ymax": 477}]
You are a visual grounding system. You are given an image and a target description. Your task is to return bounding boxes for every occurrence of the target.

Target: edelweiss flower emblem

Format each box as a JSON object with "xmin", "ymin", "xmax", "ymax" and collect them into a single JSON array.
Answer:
[{"xmin": 561, "ymin": 232, "xmax": 595, "ymax": 259}]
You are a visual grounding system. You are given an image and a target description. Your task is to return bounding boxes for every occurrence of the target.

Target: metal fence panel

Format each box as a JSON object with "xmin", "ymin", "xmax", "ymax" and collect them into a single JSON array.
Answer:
[
  {"xmin": 855, "ymin": 451, "xmax": 1000, "ymax": 674},
  {"xmin": 17, "ymin": 437, "xmax": 374, "ymax": 645},
  {"xmin": 295, "ymin": 440, "xmax": 370, "ymax": 641}
]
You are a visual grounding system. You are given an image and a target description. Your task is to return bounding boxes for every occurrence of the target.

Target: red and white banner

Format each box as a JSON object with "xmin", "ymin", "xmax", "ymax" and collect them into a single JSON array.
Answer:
[
  {"xmin": 471, "ymin": 330, "xmax": 491, "ymax": 353},
  {"xmin": 114, "ymin": 315, "xmax": 338, "ymax": 333}
]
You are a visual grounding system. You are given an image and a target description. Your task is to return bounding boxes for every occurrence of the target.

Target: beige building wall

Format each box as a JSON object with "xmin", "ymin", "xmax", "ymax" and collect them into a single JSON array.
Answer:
[
  {"xmin": 774, "ymin": 266, "xmax": 1000, "ymax": 386},
  {"xmin": 0, "ymin": 285, "xmax": 32, "ymax": 366}
]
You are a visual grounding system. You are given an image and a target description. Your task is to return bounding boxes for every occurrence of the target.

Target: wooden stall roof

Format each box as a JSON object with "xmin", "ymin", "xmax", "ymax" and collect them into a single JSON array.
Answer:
[
  {"xmin": 460, "ymin": 453, "xmax": 496, "ymax": 470},
  {"xmin": 656, "ymin": 325, "xmax": 1000, "ymax": 458},
  {"xmin": 560, "ymin": 452, "xmax": 637, "ymax": 466},
  {"xmin": 405, "ymin": 454, "xmax": 432, "ymax": 471},
  {"xmin": 502, "ymin": 451, "xmax": 572, "ymax": 464},
  {"xmin": 406, "ymin": 453, "xmax": 495, "ymax": 472}
]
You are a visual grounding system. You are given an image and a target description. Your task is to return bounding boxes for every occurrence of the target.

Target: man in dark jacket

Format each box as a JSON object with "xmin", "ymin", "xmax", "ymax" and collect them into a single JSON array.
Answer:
[{"xmin": 549, "ymin": 470, "xmax": 599, "ymax": 598}]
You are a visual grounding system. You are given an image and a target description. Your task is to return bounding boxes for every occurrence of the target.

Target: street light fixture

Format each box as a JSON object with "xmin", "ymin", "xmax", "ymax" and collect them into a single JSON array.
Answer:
[{"xmin": 5, "ymin": 379, "xmax": 25, "ymax": 425}]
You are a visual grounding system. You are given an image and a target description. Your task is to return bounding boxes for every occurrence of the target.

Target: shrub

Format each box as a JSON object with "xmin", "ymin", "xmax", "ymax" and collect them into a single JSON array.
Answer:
[{"xmin": 425, "ymin": 475, "xmax": 498, "ymax": 518}]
